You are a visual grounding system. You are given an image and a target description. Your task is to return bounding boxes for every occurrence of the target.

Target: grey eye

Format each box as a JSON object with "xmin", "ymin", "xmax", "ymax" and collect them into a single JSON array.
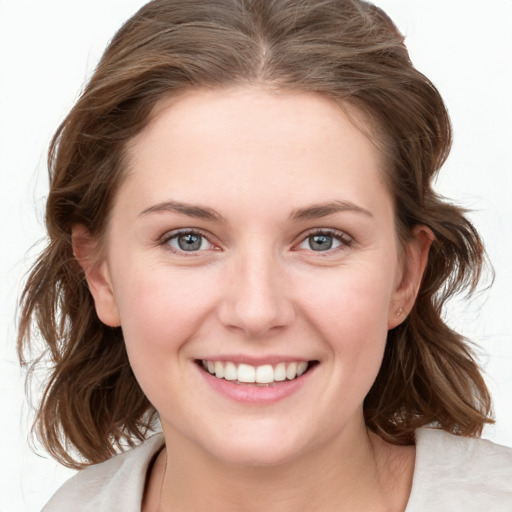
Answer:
[
  {"xmin": 308, "ymin": 234, "xmax": 334, "ymax": 251},
  {"xmin": 297, "ymin": 232, "xmax": 345, "ymax": 252},
  {"xmin": 169, "ymin": 232, "xmax": 209, "ymax": 252}
]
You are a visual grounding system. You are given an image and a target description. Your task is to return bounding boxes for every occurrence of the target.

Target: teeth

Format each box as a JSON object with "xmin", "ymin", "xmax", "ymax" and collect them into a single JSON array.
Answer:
[
  {"xmin": 238, "ymin": 363, "xmax": 256, "ymax": 383},
  {"xmin": 286, "ymin": 362, "xmax": 297, "ymax": 380},
  {"xmin": 297, "ymin": 361, "xmax": 308, "ymax": 376},
  {"xmin": 214, "ymin": 361, "xmax": 224, "ymax": 379},
  {"xmin": 200, "ymin": 360, "xmax": 311, "ymax": 384},
  {"xmin": 274, "ymin": 362, "xmax": 286, "ymax": 381},
  {"xmin": 224, "ymin": 362, "xmax": 237, "ymax": 381},
  {"xmin": 255, "ymin": 364, "xmax": 274, "ymax": 384}
]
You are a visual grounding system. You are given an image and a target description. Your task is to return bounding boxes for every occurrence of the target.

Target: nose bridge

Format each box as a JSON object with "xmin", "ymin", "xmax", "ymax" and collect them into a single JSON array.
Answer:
[{"xmin": 220, "ymin": 243, "xmax": 293, "ymax": 337}]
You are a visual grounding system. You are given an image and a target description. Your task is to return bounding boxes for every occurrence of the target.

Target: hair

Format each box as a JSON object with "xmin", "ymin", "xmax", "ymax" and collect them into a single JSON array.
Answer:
[{"xmin": 18, "ymin": 0, "xmax": 493, "ymax": 469}]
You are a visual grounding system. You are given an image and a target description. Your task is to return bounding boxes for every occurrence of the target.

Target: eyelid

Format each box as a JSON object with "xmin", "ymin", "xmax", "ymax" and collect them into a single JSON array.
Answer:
[
  {"xmin": 293, "ymin": 227, "xmax": 353, "ymax": 252},
  {"xmin": 157, "ymin": 227, "xmax": 352, "ymax": 255},
  {"xmin": 159, "ymin": 227, "xmax": 219, "ymax": 254}
]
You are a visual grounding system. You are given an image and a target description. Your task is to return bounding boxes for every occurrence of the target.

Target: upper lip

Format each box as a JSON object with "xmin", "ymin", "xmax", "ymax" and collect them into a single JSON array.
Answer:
[{"xmin": 195, "ymin": 355, "xmax": 315, "ymax": 366}]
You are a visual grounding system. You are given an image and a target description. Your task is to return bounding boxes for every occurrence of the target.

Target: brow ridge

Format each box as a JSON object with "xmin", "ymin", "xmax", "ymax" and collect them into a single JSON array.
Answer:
[
  {"xmin": 138, "ymin": 201, "xmax": 225, "ymax": 222},
  {"xmin": 139, "ymin": 199, "xmax": 372, "ymax": 223},
  {"xmin": 290, "ymin": 201, "xmax": 373, "ymax": 221}
]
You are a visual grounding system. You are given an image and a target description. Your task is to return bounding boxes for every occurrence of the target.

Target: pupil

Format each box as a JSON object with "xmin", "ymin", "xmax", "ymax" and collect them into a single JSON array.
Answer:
[
  {"xmin": 178, "ymin": 233, "xmax": 202, "ymax": 251},
  {"xmin": 310, "ymin": 234, "xmax": 333, "ymax": 251}
]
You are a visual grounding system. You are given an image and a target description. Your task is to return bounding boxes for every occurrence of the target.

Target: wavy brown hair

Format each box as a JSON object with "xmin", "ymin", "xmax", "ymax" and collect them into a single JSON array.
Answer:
[{"xmin": 18, "ymin": 0, "xmax": 493, "ymax": 469}]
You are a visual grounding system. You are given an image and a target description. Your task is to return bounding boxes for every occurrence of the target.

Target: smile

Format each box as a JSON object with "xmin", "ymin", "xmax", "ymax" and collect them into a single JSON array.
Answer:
[{"xmin": 199, "ymin": 360, "xmax": 313, "ymax": 385}]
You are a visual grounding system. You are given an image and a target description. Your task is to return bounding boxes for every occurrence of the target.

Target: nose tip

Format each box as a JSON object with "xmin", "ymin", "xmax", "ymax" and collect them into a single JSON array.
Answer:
[
  {"xmin": 230, "ymin": 293, "xmax": 286, "ymax": 338},
  {"xmin": 217, "ymin": 257, "xmax": 294, "ymax": 338}
]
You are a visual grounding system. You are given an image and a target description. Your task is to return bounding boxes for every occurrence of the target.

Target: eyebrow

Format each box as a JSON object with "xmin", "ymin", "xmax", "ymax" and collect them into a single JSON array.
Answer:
[
  {"xmin": 138, "ymin": 199, "xmax": 373, "ymax": 223},
  {"xmin": 290, "ymin": 201, "xmax": 373, "ymax": 221},
  {"xmin": 138, "ymin": 201, "xmax": 225, "ymax": 222}
]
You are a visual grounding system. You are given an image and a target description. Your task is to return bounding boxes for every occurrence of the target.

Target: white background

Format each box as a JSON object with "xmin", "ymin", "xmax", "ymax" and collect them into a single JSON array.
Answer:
[{"xmin": 1, "ymin": 1, "xmax": 511, "ymax": 510}]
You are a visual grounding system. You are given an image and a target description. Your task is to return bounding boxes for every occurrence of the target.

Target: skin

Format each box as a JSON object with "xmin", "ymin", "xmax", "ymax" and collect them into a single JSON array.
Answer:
[{"xmin": 74, "ymin": 87, "xmax": 431, "ymax": 511}]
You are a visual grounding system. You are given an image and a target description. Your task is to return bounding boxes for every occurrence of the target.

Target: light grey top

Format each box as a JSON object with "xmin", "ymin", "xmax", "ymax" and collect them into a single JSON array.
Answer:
[{"xmin": 42, "ymin": 428, "xmax": 512, "ymax": 511}]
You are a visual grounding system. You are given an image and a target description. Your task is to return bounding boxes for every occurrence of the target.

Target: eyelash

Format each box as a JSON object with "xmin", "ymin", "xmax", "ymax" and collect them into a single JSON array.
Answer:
[
  {"xmin": 159, "ymin": 228, "xmax": 217, "ymax": 255},
  {"xmin": 294, "ymin": 228, "xmax": 353, "ymax": 255},
  {"xmin": 159, "ymin": 228, "xmax": 353, "ymax": 256}
]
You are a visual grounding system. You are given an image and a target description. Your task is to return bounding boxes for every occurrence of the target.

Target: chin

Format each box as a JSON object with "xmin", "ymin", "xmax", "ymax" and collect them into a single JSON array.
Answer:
[
  {"xmin": 198, "ymin": 422, "xmax": 317, "ymax": 468},
  {"xmin": 212, "ymin": 440, "xmax": 304, "ymax": 468}
]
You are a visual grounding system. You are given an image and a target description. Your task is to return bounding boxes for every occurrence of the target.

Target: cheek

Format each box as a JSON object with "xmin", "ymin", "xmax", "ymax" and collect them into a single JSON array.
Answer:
[
  {"xmin": 294, "ymin": 263, "xmax": 395, "ymax": 387},
  {"xmin": 296, "ymin": 261, "xmax": 396, "ymax": 335},
  {"xmin": 109, "ymin": 264, "xmax": 222, "ymax": 411},
  {"xmin": 110, "ymin": 262, "xmax": 217, "ymax": 363}
]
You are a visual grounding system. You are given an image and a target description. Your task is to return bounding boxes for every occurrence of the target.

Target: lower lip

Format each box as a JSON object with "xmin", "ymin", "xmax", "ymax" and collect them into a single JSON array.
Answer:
[{"xmin": 196, "ymin": 363, "xmax": 315, "ymax": 404}]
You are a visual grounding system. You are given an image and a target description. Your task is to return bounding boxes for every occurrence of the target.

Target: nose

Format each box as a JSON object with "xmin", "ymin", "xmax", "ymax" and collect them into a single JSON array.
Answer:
[{"xmin": 217, "ymin": 248, "xmax": 295, "ymax": 338}]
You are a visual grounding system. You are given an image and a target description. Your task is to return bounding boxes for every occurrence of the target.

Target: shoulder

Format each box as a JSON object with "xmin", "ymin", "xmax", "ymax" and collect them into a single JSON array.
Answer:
[
  {"xmin": 406, "ymin": 427, "xmax": 512, "ymax": 511},
  {"xmin": 42, "ymin": 433, "xmax": 165, "ymax": 512}
]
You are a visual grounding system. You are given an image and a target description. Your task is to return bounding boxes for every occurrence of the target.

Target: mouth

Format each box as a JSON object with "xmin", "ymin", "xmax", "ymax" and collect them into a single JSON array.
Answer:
[{"xmin": 195, "ymin": 359, "xmax": 319, "ymax": 386}]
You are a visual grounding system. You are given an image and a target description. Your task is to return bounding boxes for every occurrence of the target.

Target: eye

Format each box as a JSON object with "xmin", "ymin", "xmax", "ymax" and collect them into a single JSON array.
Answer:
[
  {"xmin": 163, "ymin": 230, "xmax": 213, "ymax": 253},
  {"xmin": 296, "ymin": 229, "xmax": 352, "ymax": 252}
]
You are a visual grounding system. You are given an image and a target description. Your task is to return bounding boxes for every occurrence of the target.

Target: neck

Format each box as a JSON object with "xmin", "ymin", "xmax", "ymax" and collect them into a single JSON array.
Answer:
[{"xmin": 154, "ymin": 424, "xmax": 413, "ymax": 512}]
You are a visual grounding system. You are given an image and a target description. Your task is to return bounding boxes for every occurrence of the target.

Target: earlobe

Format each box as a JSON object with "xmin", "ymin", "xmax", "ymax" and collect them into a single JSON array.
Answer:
[
  {"xmin": 388, "ymin": 225, "xmax": 434, "ymax": 329},
  {"xmin": 72, "ymin": 224, "xmax": 121, "ymax": 327}
]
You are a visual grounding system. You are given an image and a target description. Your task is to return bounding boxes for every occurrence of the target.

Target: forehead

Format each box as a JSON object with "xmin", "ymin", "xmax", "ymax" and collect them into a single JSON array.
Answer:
[
  {"xmin": 120, "ymin": 87, "xmax": 391, "ymax": 219},
  {"xmin": 131, "ymin": 87, "xmax": 381, "ymax": 160}
]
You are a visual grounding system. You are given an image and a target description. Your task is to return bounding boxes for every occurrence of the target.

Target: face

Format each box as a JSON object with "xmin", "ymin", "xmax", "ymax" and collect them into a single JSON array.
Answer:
[{"xmin": 81, "ymin": 87, "xmax": 426, "ymax": 467}]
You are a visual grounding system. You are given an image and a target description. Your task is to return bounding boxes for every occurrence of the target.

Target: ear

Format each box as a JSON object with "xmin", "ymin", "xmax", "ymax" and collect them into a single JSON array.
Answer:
[
  {"xmin": 72, "ymin": 224, "xmax": 121, "ymax": 327},
  {"xmin": 388, "ymin": 225, "xmax": 433, "ymax": 329}
]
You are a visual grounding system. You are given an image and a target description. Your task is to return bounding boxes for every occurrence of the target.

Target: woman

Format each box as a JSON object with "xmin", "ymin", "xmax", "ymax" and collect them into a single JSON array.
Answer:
[{"xmin": 17, "ymin": 0, "xmax": 512, "ymax": 510}]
